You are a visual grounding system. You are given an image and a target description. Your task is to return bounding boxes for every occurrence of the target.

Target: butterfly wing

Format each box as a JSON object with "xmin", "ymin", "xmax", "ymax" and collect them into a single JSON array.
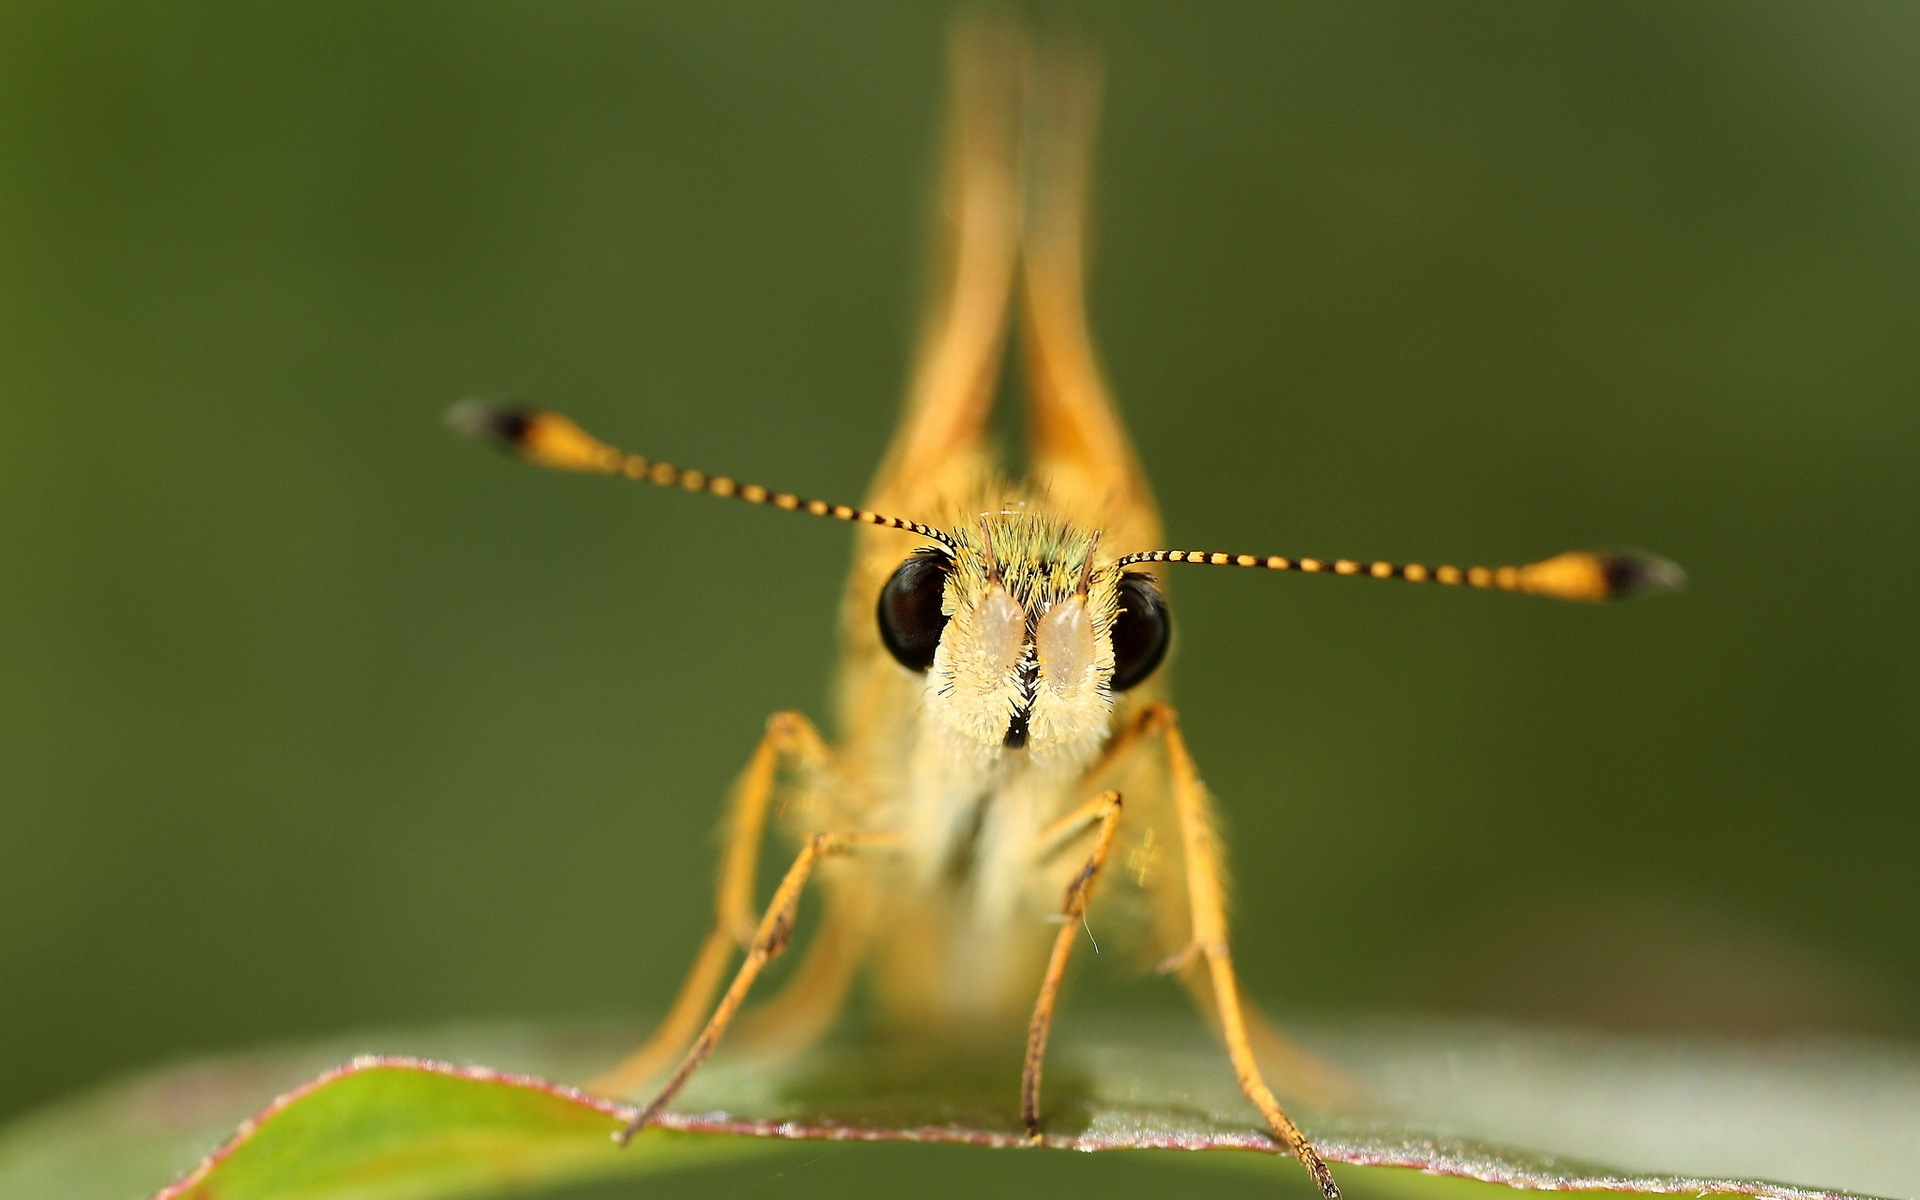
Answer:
[
  {"xmin": 864, "ymin": 14, "xmax": 1025, "ymax": 522},
  {"xmin": 1019, "ymin": 33, "xmax": 1161, "ymax": 553},
  {"xmin": 839, "ymin": 14, "xmax": 1027, "ymax": 762}
]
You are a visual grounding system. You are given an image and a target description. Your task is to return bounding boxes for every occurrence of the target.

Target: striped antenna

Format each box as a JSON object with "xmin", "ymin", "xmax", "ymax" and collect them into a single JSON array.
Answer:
[
  {"xmin": 446, "ymin": 400, "xmax": 957, "ymax": 550},
  {"xmin": 1112, "ymin": 546, "xmax": 1684, "ymax": 604}
]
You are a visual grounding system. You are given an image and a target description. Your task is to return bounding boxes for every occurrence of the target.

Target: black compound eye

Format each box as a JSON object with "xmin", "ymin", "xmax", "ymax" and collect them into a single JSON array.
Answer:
[
  {"xmin": 1109, "ymin": 572, "xmax": 1171, "ymax": 691},
  {"xmin": 877, "ymin": 551, "xmax": 954, "ymax": 672}
]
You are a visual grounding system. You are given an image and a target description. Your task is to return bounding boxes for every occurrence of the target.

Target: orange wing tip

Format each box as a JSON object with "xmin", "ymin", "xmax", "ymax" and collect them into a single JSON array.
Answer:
[
  {"xmin": 1519, "ymin": 549, "xmax": 1686, "ymax": 603},
  {"xmin": 445, "ymin": 399, "xmax": 621, "ymax": 474}
]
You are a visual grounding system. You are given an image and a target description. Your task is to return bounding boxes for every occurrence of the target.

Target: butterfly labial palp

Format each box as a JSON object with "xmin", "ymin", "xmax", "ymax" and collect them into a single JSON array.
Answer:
[{"xmin": 447, "ymin": 17, "xmax": 1681, "ymax": 1198}]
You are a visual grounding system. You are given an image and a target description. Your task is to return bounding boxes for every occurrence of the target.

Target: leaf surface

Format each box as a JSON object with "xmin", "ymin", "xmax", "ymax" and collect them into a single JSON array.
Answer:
[{"xmin": 0, "ymin": 1020, "xmax": 1910, "ymax": 1200}]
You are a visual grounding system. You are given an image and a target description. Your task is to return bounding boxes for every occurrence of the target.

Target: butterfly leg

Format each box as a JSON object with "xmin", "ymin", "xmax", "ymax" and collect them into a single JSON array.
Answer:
[
  {"xmin": 1173, "ymin": 965, "xmax": 1362, "ymax": 1115},
  {"xmin": 1154, "ymin": 704, "xmax": 1341, "ymax": 1198},
  {"xmin": 1021, "ymin": 788, "xmax": 1124, "ymax": 1140},
  {"xmin": 615, "ymin": 828, "xmax": 900, "ymax": 1144},
  {"xmin": 589, "ymin": 711, "xmax": 830, "ymax": 1099},
  {"xmin": 728, "ymin": 874, "xmax": 872, "ymax": 1060}
]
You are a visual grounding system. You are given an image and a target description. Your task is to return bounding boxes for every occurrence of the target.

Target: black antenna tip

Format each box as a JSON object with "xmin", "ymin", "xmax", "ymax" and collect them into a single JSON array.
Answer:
[
  {"xmin": 445, "ymin": 397, "xmax": 534, "ymax": 450},
  {"xmin": 1597, "ymin": 549, "xmax": 1687, "ymax": 600}
]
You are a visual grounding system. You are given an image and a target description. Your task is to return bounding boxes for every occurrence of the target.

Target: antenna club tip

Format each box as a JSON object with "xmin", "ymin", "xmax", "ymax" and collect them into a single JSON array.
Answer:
[
  {"xmin": 1522, "ymin": 549, "xmax": 1686, "ymax": 602},
  {"xmin": 444, "ymin": 397, "xmax": 533, "ymax": 447},
  {"xmin": 1598, "ymin": 549, "xmax": 1687, "ymax": 600},
  {"xmin": 445, "ymin": 399, "xmax": 622, "ymax": 474}
]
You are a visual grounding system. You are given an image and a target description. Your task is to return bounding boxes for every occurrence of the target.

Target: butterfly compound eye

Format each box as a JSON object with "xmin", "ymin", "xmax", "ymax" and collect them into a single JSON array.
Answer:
[
  {"xmin": 1109, "ymin": 572, "xmax": 1171, "ymax": 691},
  {"xmin": 878, "ymin": 551, "xmax": 954, "ymax": 672}
]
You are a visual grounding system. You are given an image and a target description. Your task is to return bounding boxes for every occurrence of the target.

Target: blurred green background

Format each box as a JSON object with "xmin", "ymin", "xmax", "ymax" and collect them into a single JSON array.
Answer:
[{"xmin": 4, "ymin": 2, "xmax": 1917, "ymax": 1197}]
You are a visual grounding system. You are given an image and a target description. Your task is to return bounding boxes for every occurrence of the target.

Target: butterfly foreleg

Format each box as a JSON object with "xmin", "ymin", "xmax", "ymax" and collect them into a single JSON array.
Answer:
[
  {"xmin": 589, "ymin": 711, "xmax": 831, "ymax": 1100},
  {"xmin": 615, "ymin": 827, "xmax": 901, "ymax": 1144},
  {"xmin": 1021, "ymin": 788, "xmax": 1124, "ymax": 1140},
  {"xmin": 1150, "ymin": 702, "xmax": 1341, "ymax": 1198}
]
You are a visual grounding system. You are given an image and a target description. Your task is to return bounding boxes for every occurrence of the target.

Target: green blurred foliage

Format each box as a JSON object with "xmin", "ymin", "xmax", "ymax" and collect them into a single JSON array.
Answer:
[{"xmin": 2, "ymin": 2, "xmax": 1917, "ymax": 1196}]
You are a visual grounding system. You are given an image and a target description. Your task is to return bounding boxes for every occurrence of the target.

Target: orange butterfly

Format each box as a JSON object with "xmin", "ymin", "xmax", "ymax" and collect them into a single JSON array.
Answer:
[{"xmin": 451, "ymin": 17, "xmax": 1679, "ymax": 1195}]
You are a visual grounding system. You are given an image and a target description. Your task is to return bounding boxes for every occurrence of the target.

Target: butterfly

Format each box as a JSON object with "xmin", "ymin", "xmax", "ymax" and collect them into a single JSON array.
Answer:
[{"xmin": 450, "ymin": 17, "xmax": 1679, "ymax": 1195}]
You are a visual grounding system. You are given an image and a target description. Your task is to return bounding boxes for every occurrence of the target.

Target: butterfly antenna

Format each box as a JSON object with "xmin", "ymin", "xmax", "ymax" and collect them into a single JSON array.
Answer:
[
  {"xmin": 447, "ymin": 399, "xmax": 957, "ymax": 549},
  {"xmin": 1112, "ymin": 545, "xmax": 1683, "ymax": 603}
]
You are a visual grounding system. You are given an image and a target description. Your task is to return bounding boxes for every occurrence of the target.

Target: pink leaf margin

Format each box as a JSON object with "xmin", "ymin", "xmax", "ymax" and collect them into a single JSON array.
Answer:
[{"xmin": 150, "ymin": 1056, "xmax": 1870, "ymax": 1200}]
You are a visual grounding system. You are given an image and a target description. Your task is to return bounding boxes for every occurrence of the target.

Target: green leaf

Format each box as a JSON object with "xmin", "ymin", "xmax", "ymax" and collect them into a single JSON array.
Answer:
[{"xmin": 0, "ymin": 1020, "xmax": 1909, "ymax": 1200}]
